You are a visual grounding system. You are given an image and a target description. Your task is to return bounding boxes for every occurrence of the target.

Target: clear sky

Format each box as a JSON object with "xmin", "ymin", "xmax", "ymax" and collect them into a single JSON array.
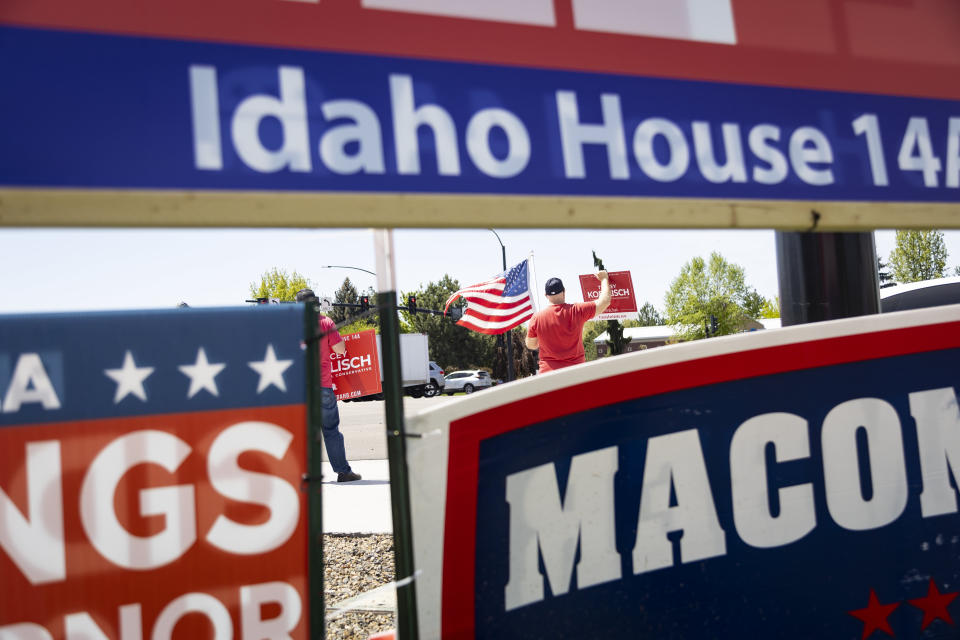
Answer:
[{"xmin": 2, "ymin": 228, "xmax": 959, "ymax": 316}]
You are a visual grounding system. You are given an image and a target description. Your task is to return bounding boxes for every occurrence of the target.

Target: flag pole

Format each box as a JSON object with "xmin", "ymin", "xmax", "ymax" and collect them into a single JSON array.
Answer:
[
  {"xmin": 372, "ymin": 229, "xmax": 419, "ymax": 640},
  {"xmin": 528, "ymin": 250, "xmax": 540, "ymax": 314}
]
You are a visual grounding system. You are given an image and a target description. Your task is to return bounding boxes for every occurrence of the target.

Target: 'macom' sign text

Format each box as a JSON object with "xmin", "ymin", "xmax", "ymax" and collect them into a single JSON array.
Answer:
[{"xmin": 407, "ymin": 305, "xmax": 960, "ymax": 639}]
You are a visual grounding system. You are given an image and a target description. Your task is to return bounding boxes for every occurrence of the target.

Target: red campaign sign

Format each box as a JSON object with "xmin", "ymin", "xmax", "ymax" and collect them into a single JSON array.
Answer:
[
  {"xmin": 579, "ymin": 271, "xmax": 637, "ymax": 319},
  {"xmin": 1, "ymin": 0, "xmax": 958, "ymax": 101},
  {"xmin": 0, "ymin": 407, "xmax": 308, "ymax": 638},
  {"xmin": 331, "ymin": 329, "xmax": 382, "ymax": 401}
]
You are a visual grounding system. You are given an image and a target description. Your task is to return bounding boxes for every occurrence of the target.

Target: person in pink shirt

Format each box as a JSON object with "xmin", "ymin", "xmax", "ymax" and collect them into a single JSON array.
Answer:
[
  {"xmin": 525, "ymin": 271, "xmax": 611, "ymax": 373},
  {"xmin": 297, "ymin": 288, "xmax": 361, "ymax": 483}
]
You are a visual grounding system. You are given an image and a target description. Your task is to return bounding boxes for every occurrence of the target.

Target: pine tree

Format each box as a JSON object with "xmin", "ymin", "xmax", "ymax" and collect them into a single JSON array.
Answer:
[
  {"xmin": 593, "ymin": 251, "xmax": 631, "ymax": 356},
  {"xmin": 400, "ymin": 275, "xmax": 495, "ymax": 371},
  {"xmin": 877, "ymin": 257, "xmax": 894, "ymax": 288},
  {"xmin": 636, "ymin": 302, "xmax": 664, "ymax": 326},
  {"xmin": 331, "ymin": 277, "xmax": 359, "ymax": 323}
]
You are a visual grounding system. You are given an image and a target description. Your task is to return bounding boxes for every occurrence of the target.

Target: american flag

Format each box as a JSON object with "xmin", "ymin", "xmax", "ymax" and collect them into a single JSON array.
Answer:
[{"xmin": 444, "ymin": 259, "xmax": 534, "ymax": 334}]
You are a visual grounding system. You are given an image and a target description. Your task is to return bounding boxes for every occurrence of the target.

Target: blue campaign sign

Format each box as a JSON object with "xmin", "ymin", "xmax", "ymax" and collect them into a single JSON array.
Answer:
[
  {"xmin": 3, "ymin": 0, "xmax": 960, "ymax": 227},
  {"xmin": 0, "ymin": 305, "xmax": 312, "ymax": 638},
  {"xmin": 406, "ymin": 306, "xmax": 960, "ymax": 639},
  {"xmin": 0, "ymin": 25, "xmax": 958, "ymax": 220}
]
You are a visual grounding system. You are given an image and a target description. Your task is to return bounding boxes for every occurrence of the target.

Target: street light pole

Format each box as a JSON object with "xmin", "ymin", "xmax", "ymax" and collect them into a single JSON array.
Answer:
[
  {"xmin": 322, "ymin": 265, "xmax": 377, "ymax": 320},
  {"xmin": 489, "ymin": 229, "xmax": 515, "ymax": 382},
  {"xmin": 321, "ymin": 265, "xmax": 377, "ymax": 277}
]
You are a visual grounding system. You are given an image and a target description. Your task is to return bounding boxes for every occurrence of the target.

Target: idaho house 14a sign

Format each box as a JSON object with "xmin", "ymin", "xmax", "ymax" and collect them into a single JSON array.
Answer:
[{"xmin": 1, "ymin": 0, "xmax": 958, "ymax": 228}]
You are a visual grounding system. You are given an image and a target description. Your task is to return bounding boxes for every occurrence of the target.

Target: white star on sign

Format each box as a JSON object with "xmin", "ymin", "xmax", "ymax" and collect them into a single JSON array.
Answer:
[
  {"xmin": 248, "ymin": 344, "xmax": 293, "ymax": 393},
  {"xmin": 104, "ymin": 351, "xmax": 154, "ymax": 403},
  {"xmin": 179, "ymin": 347, "xmax": 226, "ymax": 398}
]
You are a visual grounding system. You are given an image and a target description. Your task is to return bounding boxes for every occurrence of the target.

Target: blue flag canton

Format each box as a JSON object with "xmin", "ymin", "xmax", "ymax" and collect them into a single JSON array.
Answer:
[{"xmin": 503, "ymin": 260, "xmax": 529, "ymax": 297}]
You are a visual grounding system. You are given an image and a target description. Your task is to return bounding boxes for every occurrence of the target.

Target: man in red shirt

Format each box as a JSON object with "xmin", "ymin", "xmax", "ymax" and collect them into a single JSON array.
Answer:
[
  {"xmin": 297, "ymin": 288, "xmax": 361, "ymax": 483},
  {"xmin": 525, "ymin": 271, "xmax": 611, "ymax": 373}
]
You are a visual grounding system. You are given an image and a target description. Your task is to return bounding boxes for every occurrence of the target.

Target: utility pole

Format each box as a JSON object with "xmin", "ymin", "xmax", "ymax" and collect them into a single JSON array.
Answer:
[
  {"xmin": 776, "ymin": 231, "xmax": 880, "ymax": 326},
  {"xmin": 373, "ymin": 230, "xmax": 419, "ymax": 640}
]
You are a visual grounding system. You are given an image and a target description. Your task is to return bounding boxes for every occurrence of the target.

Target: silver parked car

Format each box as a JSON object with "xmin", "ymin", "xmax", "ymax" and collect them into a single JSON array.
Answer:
[
  {"xmin": 443, "ymin": 370, "xmax": 492, "ymax": 394},
  {"xmin": 425, "ymin": 361, "xmax": 445, "ymax": 397}
]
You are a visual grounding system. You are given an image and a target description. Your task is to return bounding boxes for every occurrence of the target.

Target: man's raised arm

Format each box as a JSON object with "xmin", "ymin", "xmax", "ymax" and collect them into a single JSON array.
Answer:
[{"xmin": 594, "ymin": 270, "xmax": 611, "ymax": 316}]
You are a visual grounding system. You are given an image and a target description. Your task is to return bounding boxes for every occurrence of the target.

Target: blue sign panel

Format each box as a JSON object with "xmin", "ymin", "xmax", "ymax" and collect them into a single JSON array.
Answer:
[
  {"xmin": 472, "ymin": 348, "xmax": 960, "ymax": 637},
  {"xmin": 2, "ymin": 26, "xmax": 958, "ymax": 203},
  {"xmin": 0, "ymin": 305, "xmax": 305, "ymax": 425},
  {"xmin": 415, "ymin": 314, "xmax": 960, "ymax": 639}
]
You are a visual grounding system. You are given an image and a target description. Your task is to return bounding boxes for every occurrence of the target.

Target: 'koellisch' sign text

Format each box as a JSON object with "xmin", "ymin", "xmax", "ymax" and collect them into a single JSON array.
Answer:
[{"xmin": 579, "ymin": 271, "xmax": 637, "ymax": 320}]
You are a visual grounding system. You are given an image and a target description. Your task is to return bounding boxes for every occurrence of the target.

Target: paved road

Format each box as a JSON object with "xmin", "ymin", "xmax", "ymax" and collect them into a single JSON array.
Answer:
[{"xmin": 328, "ymin": 396, "xmax": 460, "ymax": 460}]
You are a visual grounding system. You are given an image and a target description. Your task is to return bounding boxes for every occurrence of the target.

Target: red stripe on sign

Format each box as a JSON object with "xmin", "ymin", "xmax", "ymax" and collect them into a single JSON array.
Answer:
[
  {"xmin": 2, "ymin": 0, "xmax": 959, "ymax": 100},
  {"xmin": 439, "ymin": 320, "xmax": 960, "ymax": 638}
]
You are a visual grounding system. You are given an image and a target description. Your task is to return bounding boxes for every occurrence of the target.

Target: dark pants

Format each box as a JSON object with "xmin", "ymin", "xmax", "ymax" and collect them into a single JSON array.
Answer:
[{"xmin": 320, "ymin": 387, "xmax": 352, "ymax": 474}]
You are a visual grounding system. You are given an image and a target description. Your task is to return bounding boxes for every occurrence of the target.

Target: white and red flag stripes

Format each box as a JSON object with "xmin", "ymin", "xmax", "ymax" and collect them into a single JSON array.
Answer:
[{"xmin": 444, "ymin": 259, "xmax": 534, "ymax": 335}]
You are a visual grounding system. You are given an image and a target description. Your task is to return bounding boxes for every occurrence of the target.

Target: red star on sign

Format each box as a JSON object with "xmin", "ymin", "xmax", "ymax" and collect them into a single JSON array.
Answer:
[
  {"xmin": 848, "ymin": 589, "xmax": 900, "ymax": 639},
  {"xmin": 908, "ymin": 579, "xmax": 958, "ymax": 630}
]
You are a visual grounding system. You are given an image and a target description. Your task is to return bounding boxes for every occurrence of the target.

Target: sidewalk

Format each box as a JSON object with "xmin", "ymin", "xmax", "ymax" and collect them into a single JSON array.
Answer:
[
  {"xmin": 321, "ymin": 459, "xmax": 393, "ymax": 534},
  {"xmin": 321, "ymin": 459, "xmax": 396, "ymax": 616}
]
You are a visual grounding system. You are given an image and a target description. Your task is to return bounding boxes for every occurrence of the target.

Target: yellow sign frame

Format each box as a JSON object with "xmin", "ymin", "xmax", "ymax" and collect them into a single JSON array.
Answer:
[{"xmin": 2, "ymin": 189, "xmax": 958, "ymax": 229}]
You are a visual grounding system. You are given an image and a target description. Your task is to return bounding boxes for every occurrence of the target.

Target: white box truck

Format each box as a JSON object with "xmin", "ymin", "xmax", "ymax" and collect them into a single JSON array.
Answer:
[{"xmin": 370, "ymin": 333, "xmax": 441, "ymax": 398}]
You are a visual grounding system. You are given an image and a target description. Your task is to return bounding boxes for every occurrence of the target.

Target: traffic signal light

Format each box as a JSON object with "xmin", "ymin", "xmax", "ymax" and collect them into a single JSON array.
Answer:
[
  {"xmin": 407, "ymin": 295, "xmax": 417, "ymax": 312},
  {"xmin": 360, "ymin": 296, "xmax": 370, "ymax": 311},
  {"xmin": 709, "ymin": 314, "xmax": 719, "ymax": 336}
]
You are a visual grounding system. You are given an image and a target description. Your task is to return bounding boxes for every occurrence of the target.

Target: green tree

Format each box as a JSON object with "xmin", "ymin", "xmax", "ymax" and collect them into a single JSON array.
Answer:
[
  {"xmin": 593, "ymin": 251, "xmax": 631, "ymax": 355},
  {"xmin": 664, "ymin": 252, "xmax": 752, "ymax": 341},
  {"xmin": 636, "ymin": 302, "xmax": 664, "ymax": 326},
  {"xmin": 582, "ymin": 320, "xmax": 606, "ymax": 361},
  {"xmin": 400, "ymin": 275, "xmax": 495, "ymax": 371},
  {"xmin": 361, "ymin": 286, "xmax": 388, "ymax": 331},
  {"xmin": 888, "ymin": 230, "xmax": 948, "ymax": 283},
  {"xmin": 337, "ymin": 317, "xmax": 377, "ymax": 335},
  {"xmin": 511, "ymin": 329, "xmax": 540, "ymax": 378},
  {"xmin": 742, "ymin": 289, "xmax": 766, "ymax": 319},
  {"xmin": 338, "ymin": 287, "xmax": 408, "ymax": 335},
  {"xmin": 248, "ymin": 268, "xmax": 311, "ymax": 302},
  {"xmin": 877, "ymin": 256, "xmax": 894, "ymax": 288},
  {"xmin": 760, "ymin": 297, "xmax": 781, "ymax": 319},
  {"xmin": 493, "ymin": 327, "xmax": 539, "ymax": 380},
  {"xmin": 331, "ymin": 277, "xmax": 359, "ymax": 323}
]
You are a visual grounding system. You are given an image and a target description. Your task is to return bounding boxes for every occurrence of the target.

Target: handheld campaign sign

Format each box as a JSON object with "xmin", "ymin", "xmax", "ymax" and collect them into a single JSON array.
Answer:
[
  {"xmin": 579, "ymin": 270, "xmax": 638, "ymax": 321},
  {"xmin": 0, "ymin": 306, "xmax": 310, "ymax": 638},
  {"xmin": 2, "ymin": 0, "xmax": 958, "ymax": 228},
  {"xmin": 332, "ymin": 329, "xmax": 383, "ymax": 401},
  {"xmin": 406, "ymin": 305, "xmax": 960, "ymax": 639}
]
